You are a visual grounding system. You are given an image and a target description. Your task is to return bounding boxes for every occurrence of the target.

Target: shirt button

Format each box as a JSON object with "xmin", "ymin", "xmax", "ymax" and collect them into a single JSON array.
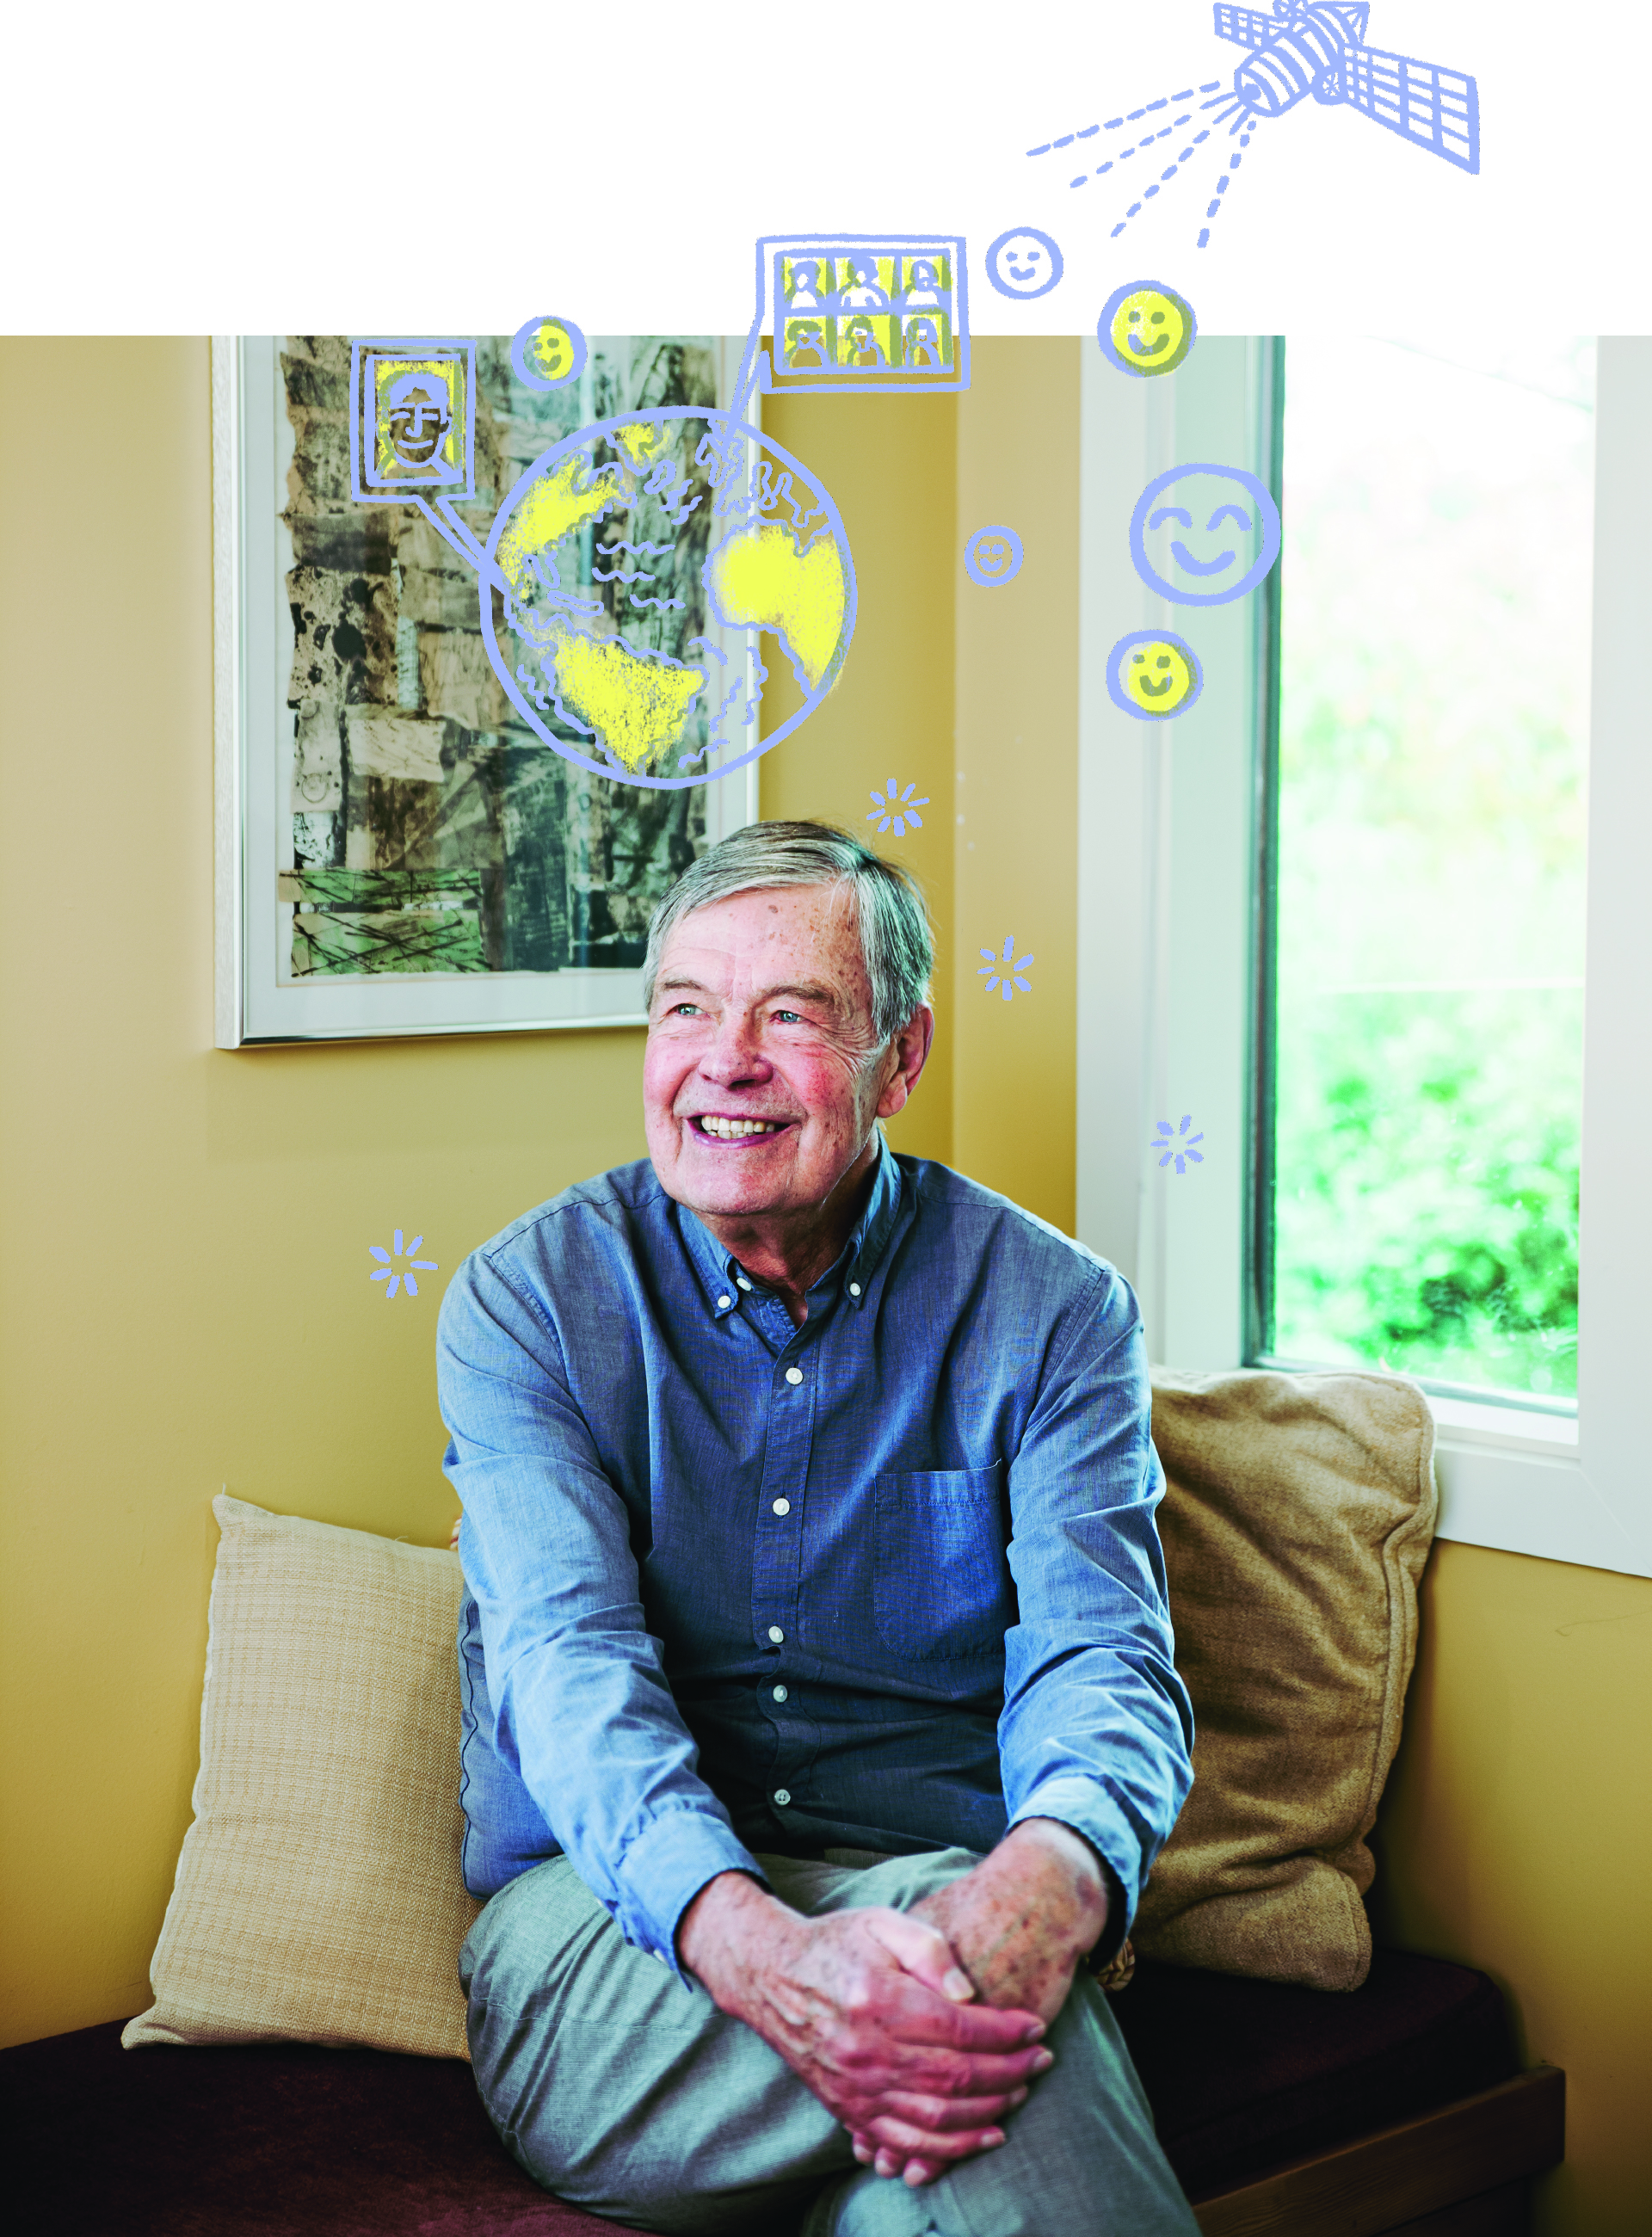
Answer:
[
  {"xmin": 774, "ymin": 1789, "xmax": 792, "ymax": 1806},
  {"xmin": 785, "ymin": 1366, "xmax": 804, "ymax": 1385},
  {"xmin": 772, "ymin": 1683, "xmax": 788, "ymax": 1701},
  {"xmin": 771, "ymin": 1497, "xmax": 790, "ymax": 1515},
  {"xmin": 767, "ymin": 1624, "xmax": 785, "ymax": 1642},
  {"xmin": 848, "ymin": 1282, "xmax": 861, "ymax": 1297},
  {"xmin": 717, "ymin": 1294, "xmax": 731, "ymax": 1310},
  {"xmin": 737, "ymin": 1277, "xmax": 753, "ymax": 1291}
]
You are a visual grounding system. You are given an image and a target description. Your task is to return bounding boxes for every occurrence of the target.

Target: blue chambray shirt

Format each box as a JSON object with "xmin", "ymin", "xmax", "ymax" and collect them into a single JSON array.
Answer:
[{"xmin": 438, "ymin": 1138, "xmax": 1193, "ymax": 1985}]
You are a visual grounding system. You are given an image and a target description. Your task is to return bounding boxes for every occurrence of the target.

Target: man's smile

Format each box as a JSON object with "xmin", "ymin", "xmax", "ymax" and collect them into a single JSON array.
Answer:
[{"xmin": 690, "ymin": 1113, "xmax": 790, "ymax": 1140}]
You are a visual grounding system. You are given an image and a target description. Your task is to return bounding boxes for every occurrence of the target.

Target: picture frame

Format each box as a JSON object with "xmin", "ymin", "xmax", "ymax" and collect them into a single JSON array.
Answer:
[{"xmin": 213, "ymin": 334, "xmax": 759, "ymax": 1047}]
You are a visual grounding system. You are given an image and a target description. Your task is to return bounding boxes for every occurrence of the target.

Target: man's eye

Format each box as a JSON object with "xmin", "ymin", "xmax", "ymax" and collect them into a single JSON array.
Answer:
[
  {"xmin": 774, "ymin": 1009, "xmax": 803, "ymax": 1024},
  {"xmin": 669, "ymin": 1002, "xmax": 701, "ymax": 1017}
]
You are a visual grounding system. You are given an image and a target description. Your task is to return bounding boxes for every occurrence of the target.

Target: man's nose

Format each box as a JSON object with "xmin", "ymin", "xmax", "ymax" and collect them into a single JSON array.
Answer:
[{"xmin": 699, "ymin": 1013, "xmax": 768, "ymax": 1081}]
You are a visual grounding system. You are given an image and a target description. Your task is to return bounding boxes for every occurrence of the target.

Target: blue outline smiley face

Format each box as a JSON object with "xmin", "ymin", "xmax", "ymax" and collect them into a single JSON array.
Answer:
[
  {"xmin": 1128, "ymin": 465, "xmax": 1281, "ymax": 607},
  {"xmin": 983, "ymin": 227, "xmax": 1065, "ymax": 301}
]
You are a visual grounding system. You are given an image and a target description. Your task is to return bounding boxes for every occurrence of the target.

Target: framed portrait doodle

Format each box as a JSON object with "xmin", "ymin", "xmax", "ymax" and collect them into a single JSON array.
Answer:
[{"xmin": 213, "ymin": 332, "xmax": 763, "ymax": 1045}]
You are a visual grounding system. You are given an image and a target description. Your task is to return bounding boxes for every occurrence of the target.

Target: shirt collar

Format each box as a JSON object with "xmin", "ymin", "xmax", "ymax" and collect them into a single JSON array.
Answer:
[{"xmin": 678, "ymin": 1130, "xmax": 903, "ymax": 1320}]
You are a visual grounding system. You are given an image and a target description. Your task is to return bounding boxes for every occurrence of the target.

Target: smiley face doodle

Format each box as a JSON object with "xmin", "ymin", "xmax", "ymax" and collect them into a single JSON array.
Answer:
[
  {"xmin": 1129, "ymin": 465, "xmax": 1281, "ymax": 607},
  {"xmin": 511, "ymin": 312, "xmax": 589, "ymax": 392},
  {"xmin": 1097, "ymin": 281, "xmax": 1196, "ymax": 379},
  {"xmin": 1106, "ymin": 631, "xmax": 1204, "ymax": 722},
  {"xmin": 984, "ymin": 227, "xmax": 1065, "ymax": 301},
  {"xmin": 965, "ymin": 524, "xmax": 1025, "ymax": 587}
]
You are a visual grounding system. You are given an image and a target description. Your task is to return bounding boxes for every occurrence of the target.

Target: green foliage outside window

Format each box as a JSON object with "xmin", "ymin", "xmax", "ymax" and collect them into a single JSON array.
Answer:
[{"xmin": 1273, "ymin": 337, "xmax": 1593, "ymax": 1403}]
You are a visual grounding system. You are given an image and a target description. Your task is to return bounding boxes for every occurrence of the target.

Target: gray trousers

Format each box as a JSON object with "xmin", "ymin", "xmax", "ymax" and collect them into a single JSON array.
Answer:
[{"xmin": 460, "ymin": 1846, "xmax": 1199, "ymax": 2236}]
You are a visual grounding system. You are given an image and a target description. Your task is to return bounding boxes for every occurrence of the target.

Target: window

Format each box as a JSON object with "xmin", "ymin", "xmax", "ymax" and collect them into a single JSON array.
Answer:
[
  {"xmin": 1256, "ymin": 336, "xmax": 1594, "ymax": 1414},
  {"xmin": 1077, "ymin": 336, "xmax": 1652, "ymax": 1577}
]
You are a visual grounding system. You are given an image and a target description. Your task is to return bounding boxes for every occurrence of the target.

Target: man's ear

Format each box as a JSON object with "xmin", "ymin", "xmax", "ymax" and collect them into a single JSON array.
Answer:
[{"xmin": 875, "ymin": 1004, "xmax": 935, "ymax": 1121}]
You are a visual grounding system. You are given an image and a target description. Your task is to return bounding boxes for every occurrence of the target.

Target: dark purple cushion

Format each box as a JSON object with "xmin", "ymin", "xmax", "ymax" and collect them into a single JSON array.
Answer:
[
  {"xmin": 1, "ymin": 1946, "xmax": 1518, "ymax": 2233},
  {"xmin": 0, "ymin": 2025, "xmax": 609, "ymax": 2236},
  {"xmin": 1112, "ymin": 1945, "xmax": 1519, "ymax": 2199}
]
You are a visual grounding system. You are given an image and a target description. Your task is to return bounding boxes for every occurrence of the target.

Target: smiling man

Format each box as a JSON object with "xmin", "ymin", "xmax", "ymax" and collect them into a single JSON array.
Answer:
[{"xmin": 439, "ymin": 823, "xmax": 1198, "ymax": 2237}]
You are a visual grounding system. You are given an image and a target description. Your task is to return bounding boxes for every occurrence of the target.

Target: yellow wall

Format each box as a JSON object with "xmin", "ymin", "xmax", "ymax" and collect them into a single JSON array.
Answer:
[
  {"xmin": 1374, "ymin": 1542, "xmax": 1652, "ymax": 2234},
  {"xmin": 2, "ymin": 336, "xmax": 1648, "ymax": 2234}
]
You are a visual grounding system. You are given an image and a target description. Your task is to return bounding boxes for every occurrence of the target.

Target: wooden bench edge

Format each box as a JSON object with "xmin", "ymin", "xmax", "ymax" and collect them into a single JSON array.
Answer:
[{"xmin": 1192, "ymin": 2066, "xmax": 1565, "ymax": 2237}]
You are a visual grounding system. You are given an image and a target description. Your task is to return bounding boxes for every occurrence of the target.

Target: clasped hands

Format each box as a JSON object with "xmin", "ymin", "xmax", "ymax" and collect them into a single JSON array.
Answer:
[{"xmin": 675, "ymin": 1818, "xmax": 1109, "ymax": 2190}]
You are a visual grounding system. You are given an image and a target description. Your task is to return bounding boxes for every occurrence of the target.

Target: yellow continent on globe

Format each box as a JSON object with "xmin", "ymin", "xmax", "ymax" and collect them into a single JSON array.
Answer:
[
  {"xmin": 548, "ymin": 633, "xmax": 706, "ymax": 774},
  {"xmin": 496, "ymin": 453, "xmax": 627, "ymax": 598},
  {"xmin": 706, "ymin": 523, "xmax": 848, "ymax": 691}
]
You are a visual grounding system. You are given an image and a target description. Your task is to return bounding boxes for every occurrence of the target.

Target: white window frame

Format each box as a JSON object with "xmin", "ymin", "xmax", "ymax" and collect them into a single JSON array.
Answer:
[{"xmin": 1076, "ymin": 336, "xmax": 1652, "ymax": 1581}]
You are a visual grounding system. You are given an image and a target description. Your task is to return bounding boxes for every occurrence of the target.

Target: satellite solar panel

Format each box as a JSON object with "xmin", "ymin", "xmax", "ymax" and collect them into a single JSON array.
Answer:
[
  {"xmin": 1213, "ymin": 4, "xmax": 1277, "ymax": 50},
  {"xmin": 1341, "ymin": 42, "xmax": 1481, "ymax": 171}
]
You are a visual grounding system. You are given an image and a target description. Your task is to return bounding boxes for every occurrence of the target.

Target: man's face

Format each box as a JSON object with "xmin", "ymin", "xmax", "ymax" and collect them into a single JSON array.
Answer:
[
  {"xmin": 385, "ymin": 385, "xmax": 452, "ymax": 466},
  {"xmin": 644, "ymin": 884, "xmax": 899, "ymax": 1224}
]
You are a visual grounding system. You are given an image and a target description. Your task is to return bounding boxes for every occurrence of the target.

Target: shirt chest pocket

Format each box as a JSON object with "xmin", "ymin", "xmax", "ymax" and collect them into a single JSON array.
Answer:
[{"xmin": 872, "ymin": 1466, "xmax": 1014, "ymax": 1661}]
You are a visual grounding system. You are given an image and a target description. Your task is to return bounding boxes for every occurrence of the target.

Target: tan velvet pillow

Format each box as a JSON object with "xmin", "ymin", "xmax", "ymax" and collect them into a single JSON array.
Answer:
[
  {"xmin": 124, "ymin": 1495, "xmax": 480, "ymax": 2060},
  {"xmin": 1134, "ymin": 1366, "xmax": 1438, "ymax": 1992}
]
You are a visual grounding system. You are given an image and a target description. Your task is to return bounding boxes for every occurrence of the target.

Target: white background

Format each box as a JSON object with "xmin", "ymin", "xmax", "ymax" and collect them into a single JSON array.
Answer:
[{"xmin": 4, "ymin": 1, "xmax": 1645, "ymax": 336}]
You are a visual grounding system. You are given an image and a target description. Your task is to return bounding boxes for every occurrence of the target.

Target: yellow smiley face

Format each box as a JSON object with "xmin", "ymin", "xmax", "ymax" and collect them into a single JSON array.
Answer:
[
  {"xmin": 532, "ymin": 321, "xmax": 574, "ymax": 378},
  {"xmin": 1103, "ymin": 284, "xmax": 1194, "ymax": 377},
  {"xmin": 1120, "ymin": 638, "xmax": 1198, "ymax": 715}
]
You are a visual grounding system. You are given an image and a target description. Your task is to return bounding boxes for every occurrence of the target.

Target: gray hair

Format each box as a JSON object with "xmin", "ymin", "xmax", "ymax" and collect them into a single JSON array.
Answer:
[{"xmin": 642, "ymin": 822, "xmax": 934, "ymax": 1044}]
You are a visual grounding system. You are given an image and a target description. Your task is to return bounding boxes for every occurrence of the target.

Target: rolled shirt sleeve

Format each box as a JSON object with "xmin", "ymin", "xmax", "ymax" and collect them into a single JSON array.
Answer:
[
  {"xmin": 438, "ymin": 1248, "xmax": 766, "ymax": 1981},
  {"xmin": 998, "ymin": 1265, "xmax": 1195, "ymax": 1943}
]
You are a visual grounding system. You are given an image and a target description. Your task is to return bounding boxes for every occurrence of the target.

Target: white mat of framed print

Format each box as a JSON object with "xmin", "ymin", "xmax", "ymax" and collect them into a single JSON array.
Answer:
[{"xmin": 213, "ymin": 332, "xmax": 760, "ymax": 1045}]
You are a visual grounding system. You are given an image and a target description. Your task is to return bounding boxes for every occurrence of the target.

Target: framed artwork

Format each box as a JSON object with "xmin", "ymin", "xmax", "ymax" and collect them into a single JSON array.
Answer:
[{"xmin": 213, "ymin": 333, "xmax": 760, "ymax": 1045}]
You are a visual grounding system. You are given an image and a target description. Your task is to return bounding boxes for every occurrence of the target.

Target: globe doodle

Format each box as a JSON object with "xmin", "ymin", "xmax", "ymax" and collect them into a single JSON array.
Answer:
[{"xmin": 480, "ymin": 408, "xmax": 856, "ymax": 790}]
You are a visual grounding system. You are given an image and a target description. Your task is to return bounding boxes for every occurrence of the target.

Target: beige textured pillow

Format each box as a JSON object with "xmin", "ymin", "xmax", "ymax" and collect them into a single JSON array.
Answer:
[
  {"xmin": 1134, "ymin": 1366, "xmax": 1438, "ymax": 1993},
  {"xmin": 124, "ymin": 1495, "xmax": 480, "ymax": 2060}
]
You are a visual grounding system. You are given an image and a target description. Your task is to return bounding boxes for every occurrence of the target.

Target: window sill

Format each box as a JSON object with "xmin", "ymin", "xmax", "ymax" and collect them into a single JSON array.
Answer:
[{"xmin": 1427, "ymin": 1394, "xmax": 1579, "ymax": 1456}]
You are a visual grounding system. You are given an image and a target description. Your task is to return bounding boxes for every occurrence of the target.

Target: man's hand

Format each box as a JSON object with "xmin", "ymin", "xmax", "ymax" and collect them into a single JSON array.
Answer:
[
  {"xmin": 676, "ymin": 1870, "xmax": 1053, "ymax": 2184},
  {"xmin": 912, "ymin": 1818, "xmax": 1109, "ymax": 2024},
  {"xmin": 860, "ymin": 1820, "xmax": 1110, "ymax": 2185}
]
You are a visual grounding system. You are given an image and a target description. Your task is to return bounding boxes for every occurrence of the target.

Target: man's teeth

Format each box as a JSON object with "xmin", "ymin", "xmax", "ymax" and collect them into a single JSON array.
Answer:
[{"xmin": 699, "ymin": 1115, "xmax": 780, "ymax": 1139}]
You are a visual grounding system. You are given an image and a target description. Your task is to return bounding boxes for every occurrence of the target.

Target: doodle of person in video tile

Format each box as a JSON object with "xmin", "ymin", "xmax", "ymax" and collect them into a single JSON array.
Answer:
[
  {"xmin": 788, "ymin": 257, "xmax": 829, "ymax": 311},
  {"xmin": 898, "ymin": 256, "xmax": 946, "ymax": 311},
  {"xmin": 384, "ymin": 372, "xmax": 453, "ymax": 470},
  {"xmin": 786, "ymin": 320, "xmax": 831, "ymax": 369},
  {"xmin": 839, "ymin": 256, "xmax": 890, "ymax": 310},
  {"xmin": 842, "ymin": 315, "xmax": 887, "ymax": 368},
  {"xmin": 903, "ymin": 316, "xmax": 944, "ymax": 369}
]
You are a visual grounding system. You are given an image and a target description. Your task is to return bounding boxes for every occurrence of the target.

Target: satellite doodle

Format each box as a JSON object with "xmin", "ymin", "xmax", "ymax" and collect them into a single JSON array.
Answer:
[{"xmin": 1026, "ymin": 3, "xmax": 1479, "ymax": 250}]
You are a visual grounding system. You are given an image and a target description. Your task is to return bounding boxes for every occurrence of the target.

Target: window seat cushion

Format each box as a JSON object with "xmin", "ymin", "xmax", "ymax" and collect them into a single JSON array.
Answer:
[{"xmin": 4, "ymin": 1947, "xmax": 1518, "ymax": 2233}]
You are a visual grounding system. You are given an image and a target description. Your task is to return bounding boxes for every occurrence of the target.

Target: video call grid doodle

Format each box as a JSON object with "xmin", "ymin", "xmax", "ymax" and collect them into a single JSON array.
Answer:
[{"xmin": 757, "ymin": 237, "xmax": 971, "ymax": 397}]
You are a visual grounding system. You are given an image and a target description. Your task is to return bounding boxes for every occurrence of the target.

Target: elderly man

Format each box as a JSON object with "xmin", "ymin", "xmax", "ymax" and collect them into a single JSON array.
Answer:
[{"xmin": 439, "ymin": 823, "xmax": 1198, "ymax": 2236}]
